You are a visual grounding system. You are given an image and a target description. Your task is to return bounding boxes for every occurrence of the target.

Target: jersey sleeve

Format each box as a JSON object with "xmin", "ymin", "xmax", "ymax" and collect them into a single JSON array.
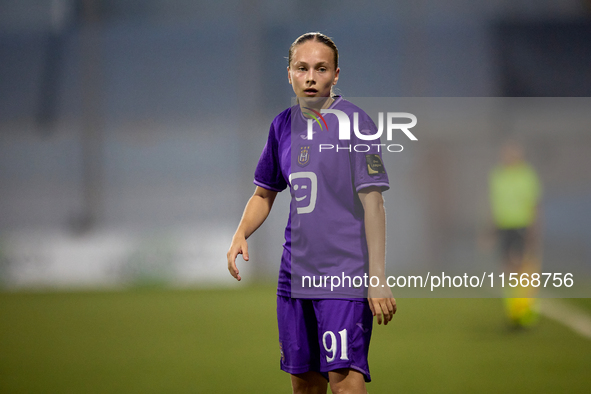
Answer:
[
  {"xmin": 349, "ymin": 112, "xmax": 390, "ymax": 193},
  {"xmin": 254, "ymin": 120, "xmax": 288, "ymax": 192}
]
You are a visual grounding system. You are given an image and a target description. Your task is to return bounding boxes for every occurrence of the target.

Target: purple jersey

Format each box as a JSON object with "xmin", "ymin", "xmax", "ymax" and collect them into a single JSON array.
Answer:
[{"xmin": 254, "ymin": 97, "xmax": 389, "ymax": 298}]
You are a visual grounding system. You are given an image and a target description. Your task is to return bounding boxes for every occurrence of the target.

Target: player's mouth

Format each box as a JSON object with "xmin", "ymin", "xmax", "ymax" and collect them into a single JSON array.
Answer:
[{"xmin": 303, "ymin": 88, "xmax": 318, "ymax": 96}]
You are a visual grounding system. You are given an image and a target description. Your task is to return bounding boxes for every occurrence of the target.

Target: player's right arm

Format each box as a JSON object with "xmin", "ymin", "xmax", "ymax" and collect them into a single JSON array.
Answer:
[{"xmin": 227, "ymin": 186, "xmax": 278, "ymax": 281}]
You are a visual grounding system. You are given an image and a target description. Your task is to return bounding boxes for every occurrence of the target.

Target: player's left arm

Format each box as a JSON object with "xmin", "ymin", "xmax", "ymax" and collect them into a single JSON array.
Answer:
[{"xmin": 358, "ymin": 186, "xmax": 397, "ymax": 325}]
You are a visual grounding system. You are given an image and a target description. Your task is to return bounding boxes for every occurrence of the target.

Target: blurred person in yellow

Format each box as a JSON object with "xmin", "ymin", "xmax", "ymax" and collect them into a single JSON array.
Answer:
[{"xmin": 489, "ymin": 140, "xmax": 542, "ymax": 328}]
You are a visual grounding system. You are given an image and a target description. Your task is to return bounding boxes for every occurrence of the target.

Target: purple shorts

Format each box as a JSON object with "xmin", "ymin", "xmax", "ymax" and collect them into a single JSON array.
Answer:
[{"xmin": 277, "ymin": 295, "xmax": 373, "ymax": 382}]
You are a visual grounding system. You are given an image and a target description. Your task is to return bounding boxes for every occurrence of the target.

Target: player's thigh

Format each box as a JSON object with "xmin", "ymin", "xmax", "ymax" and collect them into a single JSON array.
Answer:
[{"xmin": 277, "ymin": 296, "xmax": 322, "ymax": 374}]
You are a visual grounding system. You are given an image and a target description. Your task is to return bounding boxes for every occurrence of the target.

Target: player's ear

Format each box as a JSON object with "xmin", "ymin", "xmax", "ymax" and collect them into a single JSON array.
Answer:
[
  {"xmin": 333, "ymin": 67, "xmax": 340, "ymax": 85},
  {"xmin": 287, "ymin": 66, "xmax": 292, "ymax": 84}
]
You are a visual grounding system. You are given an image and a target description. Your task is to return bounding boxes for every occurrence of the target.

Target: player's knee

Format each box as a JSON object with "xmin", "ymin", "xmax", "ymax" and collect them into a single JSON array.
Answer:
[
  {"xmin": 329, "ymin": 382, "xmax": 365, "ymax": 394},
  {"xmin": 291, "ymin": 372, "xmax": 327, "ymax": 394},
  {"xmin": 291, "ymin": 382, "xmax": 325, "ymax": 394},
  {"xmin": 328, "ymin": 382, "xmax": 343, "ymax": 394},
  {"xmin": 328, "ymin": 369, "xmax": 366, "ymax": 394},
  {"xmin": 291, "ymin": 382, "xmax": 316, "ymax": 394}
]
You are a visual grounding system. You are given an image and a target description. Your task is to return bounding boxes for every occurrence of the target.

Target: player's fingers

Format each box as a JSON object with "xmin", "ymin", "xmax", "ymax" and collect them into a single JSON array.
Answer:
[
  {"xmin": 384, "ymin": 300, "xmax": 394, "ymax": 322},
  {"xmin": 379, "ymin": 301, "xmax": 390, "ymax": 325},
  {"xmin": 243, "ymin": 243, "xmax": 249, "ymax": 261},
  {"xmin": 388, "ymin": 301, "xmax": 397, "ymax": 323},
  {"xmin": 367, "ymin": 297, "xmax": 376, "ymax": 316},
  {"xmin": 374, "ymin": 300, "xmax": 384, "ymax": 325},
  {"xmin": 390, "ymin": 298, "xmax": 397, "ymax": 315},
  {"xmin": 228, "ymin": 260, "xmax": 239, "ymax": 280},
  {"xmin": 226, "ymin": 249, "xmax": 241, "ymax": 281},
  {"xmin": 377, "ymin": 299, "xmax": 394, "ymax": 325}
]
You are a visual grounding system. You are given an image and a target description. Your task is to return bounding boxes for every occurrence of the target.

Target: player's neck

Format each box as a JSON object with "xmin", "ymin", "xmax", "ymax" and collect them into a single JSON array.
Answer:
[{"xmin": 297, "ymin": 96, "xmax": 334, "ymax": 113}]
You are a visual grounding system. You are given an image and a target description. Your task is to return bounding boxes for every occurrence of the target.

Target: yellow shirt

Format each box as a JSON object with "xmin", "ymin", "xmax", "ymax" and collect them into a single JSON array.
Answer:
[{"xmin": 489, "ymin": 163, "xmax": 541, "ymax": 229}]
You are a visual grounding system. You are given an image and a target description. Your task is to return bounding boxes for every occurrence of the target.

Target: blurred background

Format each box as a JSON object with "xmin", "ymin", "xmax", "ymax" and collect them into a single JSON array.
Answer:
[
  {"xmin": 1, "ymin": 0, "xmax": 590, "ymax": 290},
  {"xmin": 1, "ymin": 1, "xmax": 591, "ymax": 393}
]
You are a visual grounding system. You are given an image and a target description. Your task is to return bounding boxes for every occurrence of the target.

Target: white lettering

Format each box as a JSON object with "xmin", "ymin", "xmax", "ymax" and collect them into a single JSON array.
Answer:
[
  {"xmin": 387, "ymin": 112, "xmax": 417, "ymax": 141},
  {"xmin": 353, "ymin": 112, "xmax": 384, "ymax": 140},
  {"xmin": 321, "ymin": 109, "xmax": 350, "ymax": 140},
  {"xmin": 387, "ymin": 144, "xmax": 404, "ymax": 152},
  {"xmin": 371, "ymin": 143, "xmax": 385, "ymax": 152},
  {"xmin": 353, "ymin": 144, "xmax": 370, "ymax": 152},
  {"xmin": 307, "ymin": 111, "xmax": 417, "ymax": 142}
]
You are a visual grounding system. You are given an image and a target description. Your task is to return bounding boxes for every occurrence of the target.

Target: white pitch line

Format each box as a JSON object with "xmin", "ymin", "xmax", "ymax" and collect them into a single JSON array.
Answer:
[{"xmin": 540, "ymin": 299, "xmax": 591, "ymax": 339}]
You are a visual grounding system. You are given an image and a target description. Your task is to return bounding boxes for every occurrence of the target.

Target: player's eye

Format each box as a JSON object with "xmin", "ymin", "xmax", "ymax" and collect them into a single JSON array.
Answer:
[
  {"xmin": 318, "ymin": 67, "xmax": 327, "ymax": 72},
  {"xmin": 298, "ymin": 66, "xmax": 306, "ymax": 71}
]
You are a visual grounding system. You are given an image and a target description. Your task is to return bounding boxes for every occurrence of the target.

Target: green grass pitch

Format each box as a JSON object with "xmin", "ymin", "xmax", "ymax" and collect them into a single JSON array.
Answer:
[{"xmin": 1, "ymin": 285, "xmax": 590, "ymax": 393}]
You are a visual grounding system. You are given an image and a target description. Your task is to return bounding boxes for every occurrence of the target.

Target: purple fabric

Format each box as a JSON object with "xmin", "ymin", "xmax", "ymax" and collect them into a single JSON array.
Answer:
[
  {"xmin": 277, "ymin": 295, "xmax": 374, "ymax": 381},
  {"xmin": 254, "ymin": 97, "xmax": 389, "ymax": 298}
]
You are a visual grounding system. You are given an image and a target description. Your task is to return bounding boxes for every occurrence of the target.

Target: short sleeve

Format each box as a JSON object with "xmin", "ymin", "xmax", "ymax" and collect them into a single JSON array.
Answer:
[
  {"xmin": 254, "ymin": 120, "xmax": 288, "ymax": 192},
  {"xmin": 349, "ymin": 112, "xmax": 390, "ymax": 193}
]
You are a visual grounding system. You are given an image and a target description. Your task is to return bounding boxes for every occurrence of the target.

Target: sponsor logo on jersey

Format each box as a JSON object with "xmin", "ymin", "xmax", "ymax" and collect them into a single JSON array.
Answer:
[
  {"xmin": 366, "ymin": 154, "xmax": 385, "ymax": 175},
  {"xmin": 289, "ymin": 172, "xmax": 318, "ymax": 214}
]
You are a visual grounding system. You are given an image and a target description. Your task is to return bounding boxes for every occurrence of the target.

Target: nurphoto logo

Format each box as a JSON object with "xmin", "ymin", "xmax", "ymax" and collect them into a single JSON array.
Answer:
[{"xmin": 304, "ymin": 109, "xmax": 417, "ymax": 153}]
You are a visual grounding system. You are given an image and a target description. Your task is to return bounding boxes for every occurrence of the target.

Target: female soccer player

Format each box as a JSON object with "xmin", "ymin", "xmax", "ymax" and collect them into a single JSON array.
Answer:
[{"xmin": 227, "ymin": 32, "xmax": 396, "ymax": 394}]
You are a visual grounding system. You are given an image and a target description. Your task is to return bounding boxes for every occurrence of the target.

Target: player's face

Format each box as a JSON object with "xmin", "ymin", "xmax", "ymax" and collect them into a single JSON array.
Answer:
[{"xmin": 288, "ymin": 40, "xmax": 339, "ymax": 100}]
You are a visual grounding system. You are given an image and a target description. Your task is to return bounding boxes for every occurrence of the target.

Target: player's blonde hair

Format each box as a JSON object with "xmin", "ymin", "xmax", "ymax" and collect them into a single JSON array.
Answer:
[{"xmin": 288, "ymin": 32, "xmax": 339, "ymax": 70}]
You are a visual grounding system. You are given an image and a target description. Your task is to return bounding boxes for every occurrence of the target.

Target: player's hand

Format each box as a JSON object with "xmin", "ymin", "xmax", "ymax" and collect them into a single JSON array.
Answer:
[
  {"xmin": 227, "ymin": 235, "xmax": 249, "ymax": 281},
  {"xmin": 368, "ymin": 285, "xmax": 397, "ymax": 325}
]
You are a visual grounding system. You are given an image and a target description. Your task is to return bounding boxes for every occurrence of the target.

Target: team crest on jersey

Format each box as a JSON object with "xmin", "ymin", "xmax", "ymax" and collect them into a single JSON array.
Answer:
[{"xmin": 297, "ymin": 145, "xmax": 311, "ymax": 167}]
